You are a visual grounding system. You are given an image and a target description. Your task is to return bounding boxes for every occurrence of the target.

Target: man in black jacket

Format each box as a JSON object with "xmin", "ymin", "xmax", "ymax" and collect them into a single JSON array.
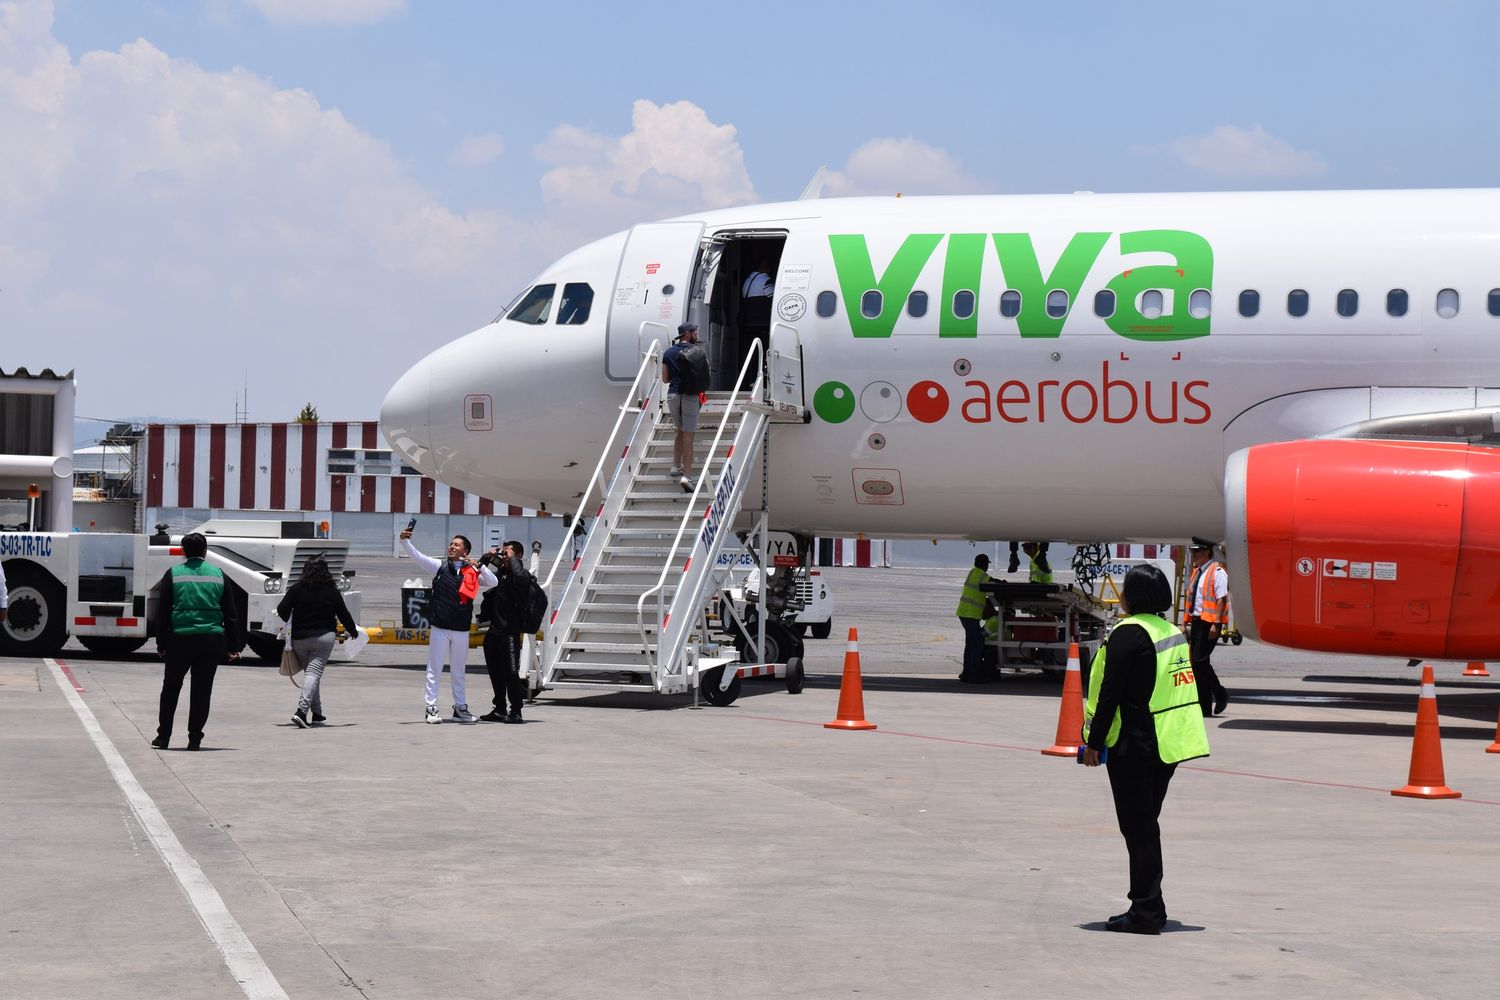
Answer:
[{"xmin": 480, "ymin": 540, "xmax": 533, "ymax": 723}]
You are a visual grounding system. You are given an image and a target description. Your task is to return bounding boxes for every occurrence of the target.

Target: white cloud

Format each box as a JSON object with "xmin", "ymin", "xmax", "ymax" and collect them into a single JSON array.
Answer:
[
  {"xmin": 1140, "ymin": 124, "xmax": 1328, "ymax": 178},
  {"xmin": 822, "ymin": 137, "xmax": 984, "ymax": 197},
  {"xmin": 241, "ymin": 0, "xmax": 406, "ymax": 26},
  {"xmin": 537, "ymin": 99, "xmax": 757, "ymax": 232},
  {"xmin": 0, "ymin": 0, "xmax": 511, "ymax": 420},
  {"xmin": 450, "ymin": 131, "xmax": 505, "ymax": 167}
]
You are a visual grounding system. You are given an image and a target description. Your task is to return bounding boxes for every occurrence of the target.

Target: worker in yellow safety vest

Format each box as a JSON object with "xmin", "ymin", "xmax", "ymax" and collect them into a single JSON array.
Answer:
[
  {"xmin": 955, "ymin": 553, "xmax": 995, "ymax": 683},
  {"xmin": 1082, "ymin": 562, "xmax": 1209, "ymax": 935},
  {"xmin": 1184, "ymin": 537, "xmax": 1230, "ymax": 717},
  {"xmin": 1022, "ymin": 541, "xmax": 1053, "ymax": 584}
]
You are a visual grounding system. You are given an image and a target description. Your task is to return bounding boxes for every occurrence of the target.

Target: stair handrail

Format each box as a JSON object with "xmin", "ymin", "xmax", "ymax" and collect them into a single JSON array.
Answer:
[
  {"xmin": 634, "ymin": 339, "xmax": 767, "ymax": 668},
  {"xmin": 541, "ymin": 338, "xmax": 665, "ymax": 600}
]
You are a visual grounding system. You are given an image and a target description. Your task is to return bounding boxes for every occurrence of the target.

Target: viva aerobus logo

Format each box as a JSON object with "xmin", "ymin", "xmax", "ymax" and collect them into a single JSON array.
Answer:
[{"xmin": 812, "ymin": 229, "xmax": 1215, "ymax": 427}]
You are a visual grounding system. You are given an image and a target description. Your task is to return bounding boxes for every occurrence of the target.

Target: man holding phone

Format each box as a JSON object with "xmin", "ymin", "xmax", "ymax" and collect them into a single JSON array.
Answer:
[{"xmin": 400, "ymin": 521, "xmax": 497, "ymax": 723}]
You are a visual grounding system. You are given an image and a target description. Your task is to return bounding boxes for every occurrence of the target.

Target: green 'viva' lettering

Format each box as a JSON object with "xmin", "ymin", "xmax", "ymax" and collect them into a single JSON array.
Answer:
[
  {"xmin": 1105, "ymin": 230, "xmax": 1214, "ymax": 342},
  {"xmin": 829, "ymin": 233, "xmax": 942, "ymax": 338},
  {"xmin": 992, "ymin": 232, "xmax": 1110, "ymax": 338}
]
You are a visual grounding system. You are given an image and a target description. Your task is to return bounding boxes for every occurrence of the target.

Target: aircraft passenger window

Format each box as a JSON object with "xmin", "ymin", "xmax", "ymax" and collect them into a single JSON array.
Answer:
[
  {"xmin": 1436, "ymin": 288, "xmax": 1460, "ymax": 318},
  {"xmin": 953, "ymin": 290, "xmax": 976, "ymax": 319},
  {"xmin": 861, "ymin": 290, "xmax": 883, "ymax": 319},
  {"xmin": 1000, "ymin": 290, "xmax": 1021, "ymax": 318},
  {"xmin": 1238, "ymin": 290, "xmax": 1260, "ymax": 317},
  {"xmin": 506, "ymin": 283, "xmax": 556, "ymax": 324},
  {"xmin": 1094, "ymin": 289, "xmax": 1115, "ymax": 318},
  {"xmin": 1189, "ymin": 289, "xmax": 1212, "ymax": 319},
  {"xmin": 1045, "ymin": 289, "xmax": 1069, "ymax": 318},
  {"xmin": 1489, "ymin": 289, "xmax": 1500, "ymax": 317},
  {"xmin": 1336, "ymin": 289, "xmax": 1358, "ymax": 317},
  {"xmin": 907, "ymin": 291, "xmax": 929, "ymax": 318},
  {"xmin": 557, "ymin": 283, "xmax": 594, "ymax": 325},
  {"xmin": 816, "ymin": 291, "xmax": 838, "ymax": 317},
  {"xmin": 1140, "ymin": 289, "xmax": 1164, "ymax": 320},
  {"xmin": 1387, "ymin": 289, "xmax": 1408, "ymax": 316},
  {"xmin": 1287, "ymin": 289, "xmax": 1309, "ymax": 317}
]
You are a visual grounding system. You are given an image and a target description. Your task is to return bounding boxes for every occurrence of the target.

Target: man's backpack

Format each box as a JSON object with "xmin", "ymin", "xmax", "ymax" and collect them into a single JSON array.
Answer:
[
  {"xmin": 523, "ymin": 577, "xmax": 549, "ymax": 634},
  {"xmin": 675, "ymin": 342, "xmax": 711, "ymax": 395}
]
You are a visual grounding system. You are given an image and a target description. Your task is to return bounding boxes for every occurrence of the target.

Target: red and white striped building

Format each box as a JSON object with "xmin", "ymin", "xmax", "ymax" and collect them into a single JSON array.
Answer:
[{"xmin": 142, "ymin": 421, "xmax": 557, "ymax": 555}]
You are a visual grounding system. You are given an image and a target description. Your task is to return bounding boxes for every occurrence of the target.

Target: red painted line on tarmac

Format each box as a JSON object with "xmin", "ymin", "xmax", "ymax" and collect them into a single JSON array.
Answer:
[
  {"xmin": 732, "ymin": 713, "xmax": 1500, "ymax": 806},
  {"xmin": 56, "ymin": 659, "xmax": 85, "ymax": 693}
]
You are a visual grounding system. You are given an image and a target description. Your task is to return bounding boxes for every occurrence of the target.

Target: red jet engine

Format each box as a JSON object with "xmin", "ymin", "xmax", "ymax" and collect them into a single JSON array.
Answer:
[{"xmin": 1225, "ymin": 438, "xmax": 1500, "ymax": 660}]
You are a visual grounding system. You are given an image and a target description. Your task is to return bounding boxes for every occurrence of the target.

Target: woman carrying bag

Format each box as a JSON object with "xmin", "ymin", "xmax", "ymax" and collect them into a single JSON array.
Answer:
[{"xmin": 275, "ymin": 556, "xmax": 359, "ymax": 728}]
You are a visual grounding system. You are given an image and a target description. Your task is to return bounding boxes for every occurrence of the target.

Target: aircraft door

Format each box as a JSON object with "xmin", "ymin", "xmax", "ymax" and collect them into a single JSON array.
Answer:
[
  {"xmin": 607, "ymin": 221, "xmax": 706, "ymax": 379},
  {"xmin": 767, "ymin": 322, "xmax": 806, "ymax": 418}
]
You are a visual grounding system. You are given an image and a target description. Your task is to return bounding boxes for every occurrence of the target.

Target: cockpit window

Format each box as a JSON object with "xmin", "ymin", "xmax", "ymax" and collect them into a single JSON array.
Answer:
[
  {"xmin": 558, "ymin": 283, "xmax": 594, "ymax": 325},
  {"xmin": 506, "ymin": 284, "xmax": 556, "ymax": 324}
]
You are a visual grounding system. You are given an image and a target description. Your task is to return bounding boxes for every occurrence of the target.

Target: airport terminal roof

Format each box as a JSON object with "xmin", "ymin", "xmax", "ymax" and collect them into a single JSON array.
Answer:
[{"xmin": 0, "ymin": 367, "xmax": 75, "ymax": 381}]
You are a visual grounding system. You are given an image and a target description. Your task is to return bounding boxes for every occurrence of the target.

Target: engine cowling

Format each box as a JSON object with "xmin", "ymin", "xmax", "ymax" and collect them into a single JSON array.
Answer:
[{"xmin": 1225, "ymin": 438, "xmax": 1500, "ymax": 660}]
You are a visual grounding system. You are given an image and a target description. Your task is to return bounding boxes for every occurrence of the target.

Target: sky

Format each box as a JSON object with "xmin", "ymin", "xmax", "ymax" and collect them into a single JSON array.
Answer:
[{"xmin": 2, "ymin": 0, "xmax": 1497, "ymax": 430}]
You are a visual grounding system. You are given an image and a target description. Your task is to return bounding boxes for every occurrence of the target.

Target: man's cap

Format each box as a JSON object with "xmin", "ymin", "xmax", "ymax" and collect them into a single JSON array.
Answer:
[
  {"xmin": 1190, "ymin": 537, "xmax": 1218, "ymax": 551},
  {"xmin": 974, "ymin": 553, "xmax": 990, "ymax": 568},
  {"xmin": 676, "ymin": 321, "xmax": 698, "ymax": 337}
]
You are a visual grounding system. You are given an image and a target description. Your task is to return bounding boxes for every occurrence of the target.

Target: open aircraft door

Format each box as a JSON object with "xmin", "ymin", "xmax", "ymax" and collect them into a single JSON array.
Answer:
[
  {"xmin": 767, "ymin": 322, "xmax": 806, "ymax": 419},
  {"xmin": 606, "ymin": 221, "xmax": 706, "ymax": 379}
]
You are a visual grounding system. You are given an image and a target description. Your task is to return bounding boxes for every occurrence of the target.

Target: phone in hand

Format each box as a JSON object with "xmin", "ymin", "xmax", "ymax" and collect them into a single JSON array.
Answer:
[
  {"xmin": 1076, "ymin": 745, "xmax": 1108, "ymax": 764},
  {"xmin": 405, "ymin": 517, "xmax": 417, "ymax": 532}
]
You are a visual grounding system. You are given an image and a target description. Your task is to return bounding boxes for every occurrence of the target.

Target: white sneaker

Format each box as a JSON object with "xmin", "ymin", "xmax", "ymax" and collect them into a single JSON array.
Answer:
[
  {"xmin": 679, "ymin": 475, "xmax": 693, "ymax": 492},
  {"xmin": 452, "ymin": 704, "xmax": 477, "ymax": 723},
  {"xmin": 669, "ymin": 466, "xmax": 683, "ymax": 477},
  {"xmin": 424, "ymin": 705, "xmax": 441, "ymax": 724}
]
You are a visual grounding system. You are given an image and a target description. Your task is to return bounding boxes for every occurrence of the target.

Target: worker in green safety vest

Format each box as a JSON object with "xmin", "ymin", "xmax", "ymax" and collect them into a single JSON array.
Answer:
[
  {"xmin": 1081, "ymin": 563, "xmax": 1209, "ymax": 935},
  {"xmin": 955, "ymin": 553, "xmax": 995, "ymax": 683},
  {"xmin": 1022, "ymin": 541, "xmax": 1053, "ymax": 584},
  {"xmin": 151, "ymin": 531, "xmax": 243, "ymax": 751}
]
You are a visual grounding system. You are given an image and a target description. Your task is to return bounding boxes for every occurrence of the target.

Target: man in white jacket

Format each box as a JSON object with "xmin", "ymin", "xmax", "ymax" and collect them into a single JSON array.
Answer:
[{"xmin": 400, "ymin": 527, "xmax": 497, "ymax": 723}]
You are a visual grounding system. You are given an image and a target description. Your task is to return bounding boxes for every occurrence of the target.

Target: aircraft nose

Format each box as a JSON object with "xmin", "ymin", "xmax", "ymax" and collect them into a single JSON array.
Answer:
[{"xmin": 380, "ymin": 362, "xmax": 433, "ymax": 469}]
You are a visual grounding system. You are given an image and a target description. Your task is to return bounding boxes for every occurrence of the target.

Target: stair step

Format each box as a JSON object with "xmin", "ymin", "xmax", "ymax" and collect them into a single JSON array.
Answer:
[
  {"xmin": 585, "ymin": 584, "xmax": 677, "ymax": 597},
  {"xmin": 560, "ymin": 641, "xmax": 659, "ymax": 654}
]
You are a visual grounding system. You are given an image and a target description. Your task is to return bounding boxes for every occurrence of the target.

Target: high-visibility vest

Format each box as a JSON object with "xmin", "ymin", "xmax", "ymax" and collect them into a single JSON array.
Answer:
[
  {"xmin": 1188, "ymin": 560, "xmax": 1227, "ymax": 623},
  {"xmin": 170, "ymin": 559, "xmax": 226, "ymax": 635},
  {"xmin": 1028, "ymin": 553, "xmax": 1053, "ymax": 585},
  {"xmin": 955, "ymin": 567, "xmax": 990, "ymax": 620},
  {"xmin": 1084, "ymin": 613, "xmax": 1210, "ymax": 765}
]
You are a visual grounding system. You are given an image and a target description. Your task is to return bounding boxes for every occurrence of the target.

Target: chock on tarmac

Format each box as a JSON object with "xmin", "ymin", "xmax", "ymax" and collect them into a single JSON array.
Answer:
[
  {"xmin": 825, "ymin": 627, "xmax": 876, "ymax": 731},
  {"xmin": 1041, "ymin": 642, "xmax": 1086, "ymax": 757},
  {"xmin": 1392, "ymin": 664, "xmax": 1461, "ymax": 799}
]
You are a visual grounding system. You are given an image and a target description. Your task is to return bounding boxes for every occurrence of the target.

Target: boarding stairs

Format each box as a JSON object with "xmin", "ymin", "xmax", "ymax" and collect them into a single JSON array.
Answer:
[{"xmin": 538, "ymin": 337, "xmax": 802, "ymax": 699}]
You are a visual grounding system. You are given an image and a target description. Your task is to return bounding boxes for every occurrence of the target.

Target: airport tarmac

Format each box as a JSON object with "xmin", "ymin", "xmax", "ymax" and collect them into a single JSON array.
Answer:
[{"xmin": 6, "ymin": 565, "xmax": 1500, "ymax": 999}]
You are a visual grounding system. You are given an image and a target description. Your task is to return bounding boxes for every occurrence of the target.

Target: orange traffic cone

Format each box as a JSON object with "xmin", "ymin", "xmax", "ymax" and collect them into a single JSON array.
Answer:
[
  {"xmin": 1392, "ymin": 664, "xmax": 1461, "ymax": 799},
  {"xmin": 825, "ymin": 628, "xmax": 876, "ymax": 731},
  {"xmin": 1486, "ymin": 704, "xmax": 1500, "ymax": 754},
  {"xmin": 1041, "ymin": 642, "xmax": 1087, "ymax": 757},
  {"xmin": 1463, "ymin": 661, "xmax": 1490, "ymax": 677}
]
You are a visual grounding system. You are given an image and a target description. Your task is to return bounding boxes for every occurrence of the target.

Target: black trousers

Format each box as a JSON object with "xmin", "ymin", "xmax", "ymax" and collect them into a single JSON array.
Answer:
[
  {"xmin": 960, "ymin": 617, "xmax": 986, "ymax": 677},
  {"xmin": 482, "ymin": 631, "xmax": 526, "ymax": 713},
  {"xmin": 1188, "ymin": 618, "xmax": 1228, "ymax": 715},
  {"xmin": 157, "ymin": 634, "xmax": 223, "ymax": 745},
  {"xmin": 1105, "ymin": 752, "xmax": 1177, "ymax": 926}
]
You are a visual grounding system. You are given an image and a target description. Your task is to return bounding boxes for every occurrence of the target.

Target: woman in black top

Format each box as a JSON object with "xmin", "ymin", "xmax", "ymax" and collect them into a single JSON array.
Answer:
[
  {"xmin": 275, "ymin": 556, "xmax": 359, "ymax": 728},
  {"xmin": 1081, "ymin": 563, "xmax": 1179, "ymax": 935}
]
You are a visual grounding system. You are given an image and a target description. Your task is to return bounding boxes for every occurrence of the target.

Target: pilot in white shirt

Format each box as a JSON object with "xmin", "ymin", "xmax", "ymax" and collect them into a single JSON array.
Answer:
[{"xmin": 742, "ymin": 268, "xmax": 774, "ymax": 298}]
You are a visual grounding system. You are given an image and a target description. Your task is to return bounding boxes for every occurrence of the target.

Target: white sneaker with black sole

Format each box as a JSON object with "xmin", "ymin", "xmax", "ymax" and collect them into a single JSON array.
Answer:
[
  {"xmin": 669, "ymin": 466, "xmax": 683, "ymax": 478},
  {"xmin": 679, "ymin": 475, "xmax": 693, "ymax": 492},
  {"xmin": 452, "ymin": 704, "xmax": 477, "ymax": 723},
  {"xmin": 424, "ymin": 705, "xmax": 442, "ymax": 724}
]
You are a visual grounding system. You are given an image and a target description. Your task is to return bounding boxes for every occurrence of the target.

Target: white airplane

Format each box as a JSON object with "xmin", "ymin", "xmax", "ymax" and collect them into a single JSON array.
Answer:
[{"xmin": 381, "ymin": 188, "xmax": 1500, "ymax": 662}]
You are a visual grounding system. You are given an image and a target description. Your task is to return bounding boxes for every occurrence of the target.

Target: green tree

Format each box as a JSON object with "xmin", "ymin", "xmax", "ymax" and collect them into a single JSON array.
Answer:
[{"xmin": 295, "ymin": 402, "xmax": 319, "ymax": 423}]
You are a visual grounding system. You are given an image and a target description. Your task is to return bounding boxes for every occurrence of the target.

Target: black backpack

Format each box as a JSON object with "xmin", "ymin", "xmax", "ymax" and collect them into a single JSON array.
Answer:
[
  {"xmin": 675, "ymin": 342, "xmax": 710, "ymax": 395},
  {"xmin": 523, "ymin": 577, "xmax": 549, "ymax": 634}
]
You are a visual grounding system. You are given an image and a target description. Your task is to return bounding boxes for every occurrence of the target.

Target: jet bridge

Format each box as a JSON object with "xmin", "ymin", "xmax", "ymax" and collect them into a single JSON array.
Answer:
[{"xmin": 534, "ymin": 335, "xmax": 808, "ymax": 706}]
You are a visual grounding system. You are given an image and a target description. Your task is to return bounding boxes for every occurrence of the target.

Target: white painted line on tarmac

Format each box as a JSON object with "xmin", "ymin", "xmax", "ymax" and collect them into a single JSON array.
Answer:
[{"xmin": 44, "ymin": 658, "xmax": 289, "ymax": 1000}]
